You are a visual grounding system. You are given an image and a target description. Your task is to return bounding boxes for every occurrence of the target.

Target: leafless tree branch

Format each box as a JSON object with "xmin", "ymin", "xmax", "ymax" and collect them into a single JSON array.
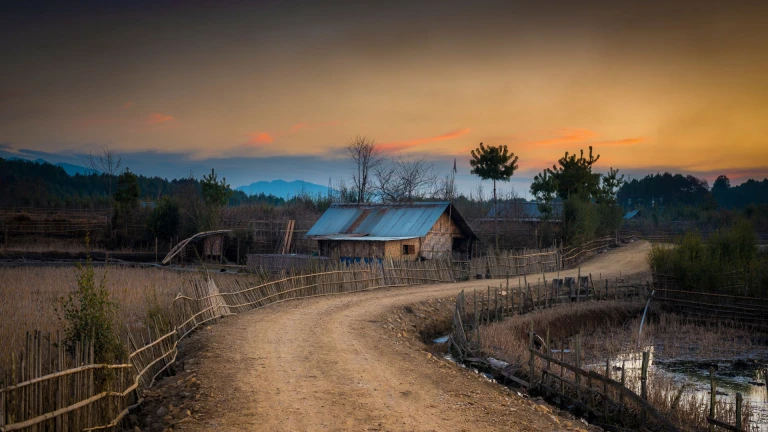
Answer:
[
  {"xmin": 346, "ymin": 135, "xmax": 381, "ymax": 203},
  {"xmin": 86, "ymin": 146, "xmax": 122, "ymax": 197}
]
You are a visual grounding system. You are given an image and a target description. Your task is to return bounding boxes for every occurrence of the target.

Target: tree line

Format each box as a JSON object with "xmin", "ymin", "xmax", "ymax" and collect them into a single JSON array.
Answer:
[
  {"xmin": 0, "ymin": 157, "xmax": 287, "ymax": 209},
  {"xmin": 4, "ymin": 138, "xmax": 766, "ymax": 250}
]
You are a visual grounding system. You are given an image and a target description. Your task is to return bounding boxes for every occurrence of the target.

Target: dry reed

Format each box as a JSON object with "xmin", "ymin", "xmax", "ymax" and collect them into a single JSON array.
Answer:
[
  {"xmin": 478, "ymin": 300, "xmax": 765, "ymax": 430},
  {"xmin": 0, "ymin": 265, "xmax": 265, "ymax": 373},
  {"xmin": 478, "ymin": 300, "xmax": 647, "ymax": 372}
]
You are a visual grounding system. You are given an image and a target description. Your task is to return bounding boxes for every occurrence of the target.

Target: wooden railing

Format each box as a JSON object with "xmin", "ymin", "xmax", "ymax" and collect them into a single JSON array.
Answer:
[{"xmin": 561, "ymin": 236, "xmax": 617, "ymax": 269}]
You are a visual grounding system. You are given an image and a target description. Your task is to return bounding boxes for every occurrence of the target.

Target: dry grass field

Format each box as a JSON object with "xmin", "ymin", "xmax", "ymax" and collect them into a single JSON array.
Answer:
[{"xmin": 0, "ymin": 265, "xmax": 265, "ymax": 371}]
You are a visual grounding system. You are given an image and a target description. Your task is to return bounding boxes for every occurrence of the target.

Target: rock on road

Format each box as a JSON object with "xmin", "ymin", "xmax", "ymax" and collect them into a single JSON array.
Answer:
[{"xmin": 172, "ymin": 241, "xmax": 651, "ymax": 431}]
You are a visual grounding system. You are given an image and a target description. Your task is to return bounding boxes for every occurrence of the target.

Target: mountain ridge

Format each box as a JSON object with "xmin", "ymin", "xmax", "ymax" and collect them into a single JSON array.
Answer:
[{"xmin": 235, "ymin": 179, "xmax": 329, "ymax": 199}]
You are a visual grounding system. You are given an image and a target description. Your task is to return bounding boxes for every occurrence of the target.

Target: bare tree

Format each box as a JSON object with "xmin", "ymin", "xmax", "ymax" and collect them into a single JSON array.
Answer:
[
  {"xmin": 373, "ymin": 155, "xmax": 436, "ymax": 202},
  {"xmin": 87, "ymin": 146, "xmax": 122, "ymax": 197},
  {"xmin": 433, "ymin": 174, "xmax": 457, "ymax": 201},
  {"xmin": 346, "ymin": 135, "xmax": 381, "ymax": 203}
]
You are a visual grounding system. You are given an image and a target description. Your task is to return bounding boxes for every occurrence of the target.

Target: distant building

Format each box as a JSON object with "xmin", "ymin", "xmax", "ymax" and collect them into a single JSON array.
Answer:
[
  {"xmin": 485, "ymin": 201, "xmax": 563, "ymax": 222},
  {"xmin": 623, "ymin": 209, "xmax": 640, "ymax": 220},
  {"xmin": 473, "ymin": 201, "xmax": 563, "ymax": 250},
  {"xmin": 306, "ymin": 202, "xmax": 476, "ymax": 262}
]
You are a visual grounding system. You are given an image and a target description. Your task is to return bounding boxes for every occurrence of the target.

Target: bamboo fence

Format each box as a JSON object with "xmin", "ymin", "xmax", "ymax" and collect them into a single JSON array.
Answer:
[
  {"xmin": 450, "ymin": 280, "xmax": 754, "ymax": 432},
  {"xmin": 465, "ymin": 247, "xmax": 560, "ymax": 279},
  {"xmin": 561, "ymin": 236, "xmax": 617, "ymax": 269},
  {"xmin": 450, "ymin": 284, "xmax": 676, "ymax": 431},
  {"xmin": 0, "ymin": 253, "xmax": 474, "ymax": 431},
  {"xmin": 0, "ymin": 245, "xmax": 583, "ymax": 431}
]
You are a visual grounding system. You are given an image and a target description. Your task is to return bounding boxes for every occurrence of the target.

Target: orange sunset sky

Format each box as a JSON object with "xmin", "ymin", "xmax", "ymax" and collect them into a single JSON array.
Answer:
[{"xmin": 1, "ymin": 0, "xmax": 767, "ymax": 193}]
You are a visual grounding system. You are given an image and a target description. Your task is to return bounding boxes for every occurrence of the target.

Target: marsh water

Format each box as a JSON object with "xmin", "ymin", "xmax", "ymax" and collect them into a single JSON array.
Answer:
[{"xmin": 602, "ymin": 346, "xmax": 768, "ymax": 431}]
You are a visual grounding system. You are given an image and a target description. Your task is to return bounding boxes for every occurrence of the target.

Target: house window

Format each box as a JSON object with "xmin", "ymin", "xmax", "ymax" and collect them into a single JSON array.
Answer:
[{"xmin": 403, "ymin": 244, "xmax": 415, "ymax": 255}]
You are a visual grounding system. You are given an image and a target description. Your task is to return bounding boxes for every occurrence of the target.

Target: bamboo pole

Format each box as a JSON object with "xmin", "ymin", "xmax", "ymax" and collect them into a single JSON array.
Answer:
[
  {"xmin": 641, "ymin": 351, "xmax": 650, "ymax": 427},
  {"xmin": 709, "ymin": 367, "xmax": 716, "ymax": 432},
  {"xmin": 528, "ymin": 321, "xmax": 535, "ymax": 387},
  {"xmin": 575, "ymin": 334, "xmax": 581, "ymax": 401}
]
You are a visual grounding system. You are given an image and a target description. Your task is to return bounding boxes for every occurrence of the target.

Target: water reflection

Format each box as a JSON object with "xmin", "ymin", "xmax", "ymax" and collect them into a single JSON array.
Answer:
[{"xmin": 599, "ymin": 346, "xmax": 767, "ymax": 430}]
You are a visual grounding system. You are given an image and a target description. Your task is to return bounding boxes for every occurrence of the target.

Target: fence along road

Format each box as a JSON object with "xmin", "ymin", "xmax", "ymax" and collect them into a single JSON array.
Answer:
[{"xmin": 172, "ymin": 241, "xmax": 651, "ymax": 431}]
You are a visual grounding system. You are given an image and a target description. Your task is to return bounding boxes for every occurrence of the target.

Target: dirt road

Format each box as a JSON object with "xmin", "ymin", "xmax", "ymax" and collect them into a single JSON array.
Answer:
[{"xmin": 160, "ymin": 241, "xmax": 651, "ymax": 431}]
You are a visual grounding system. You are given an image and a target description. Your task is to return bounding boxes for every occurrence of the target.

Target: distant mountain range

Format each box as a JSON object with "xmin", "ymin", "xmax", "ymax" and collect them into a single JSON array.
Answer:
[
  {"xmin": 1, "ymin": 153, "xmax": 330, "ymax": 199},
  {"xmin": 235, "ymin": 180, "xmax": 329, "ymax": 199}
]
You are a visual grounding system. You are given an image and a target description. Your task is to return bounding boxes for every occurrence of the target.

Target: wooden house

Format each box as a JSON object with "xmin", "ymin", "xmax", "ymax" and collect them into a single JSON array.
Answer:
[{"xmin": 306, "ymin": 202, "xmax": 476, "ymax": 262}]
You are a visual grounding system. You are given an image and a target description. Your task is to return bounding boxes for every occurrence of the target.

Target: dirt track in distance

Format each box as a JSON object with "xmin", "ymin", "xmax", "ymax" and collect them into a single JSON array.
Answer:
[{"xmin": 157, "ymin": 241, "xmax": 651, "ymax": 431}]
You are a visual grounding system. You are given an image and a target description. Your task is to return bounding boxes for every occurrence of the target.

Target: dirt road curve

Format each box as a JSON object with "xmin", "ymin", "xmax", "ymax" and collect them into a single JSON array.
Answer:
[{"xmin": 175, "ymin": 241, "xmax": 651, "ymax": 431}]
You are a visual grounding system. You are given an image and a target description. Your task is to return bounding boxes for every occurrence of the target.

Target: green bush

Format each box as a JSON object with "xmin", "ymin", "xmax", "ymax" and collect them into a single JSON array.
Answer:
[
  {"xmin": 597, "ymin": 203, "xmax": 623, "ymax": 236},
  {"xmin": 649, "ymin": 221, "xmax": 765, "ymax": 297},
  {"xmin": 563, "ymin": 199, "xmax": 598, "ymax": 245},
  {"xmin": 57, "ymin": 235, "xmax": 125, "ymax": 363}
]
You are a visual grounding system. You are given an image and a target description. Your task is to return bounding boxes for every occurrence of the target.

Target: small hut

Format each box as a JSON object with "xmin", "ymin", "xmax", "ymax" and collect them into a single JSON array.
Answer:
[{"xmin": 306, "ymin": 202, "xmax": 475, "ymax": 262}]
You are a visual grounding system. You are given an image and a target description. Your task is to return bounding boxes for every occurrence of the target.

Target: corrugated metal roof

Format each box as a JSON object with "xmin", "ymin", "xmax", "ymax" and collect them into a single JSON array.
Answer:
[
  {"xmin": 318, "ymin": 236, "xmax": 420, "ymax": 241},
  {"xmin": 623, "ymin": 210, "xmax": 639, "ymax": 219},
  {"xmin": 307, "ymin": 202, "xmax": 475, "ymax": 240}
]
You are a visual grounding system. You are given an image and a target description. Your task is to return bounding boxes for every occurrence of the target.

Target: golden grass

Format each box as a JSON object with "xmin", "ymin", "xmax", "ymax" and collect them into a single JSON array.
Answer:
[
  {"xmin": 479, "ymin": 300, "xmax": 647, "ymax": 371},
  {"xmin": 0, "ymin": 265, "xmax": 266, "ymax": 372}
]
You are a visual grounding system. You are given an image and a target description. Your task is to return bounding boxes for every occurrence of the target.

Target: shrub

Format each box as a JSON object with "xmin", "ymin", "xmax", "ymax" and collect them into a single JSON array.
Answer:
[
  {"xmin": 57, "ymin": 235, "xmax": 126, "ymax": 363},
  {"xmin": 649, "ymin": 221, "xmax": 766, "ymax": 297},
  {"xmin": 563, "ymin": 199, "xmax": 598, "ymax": 245}
]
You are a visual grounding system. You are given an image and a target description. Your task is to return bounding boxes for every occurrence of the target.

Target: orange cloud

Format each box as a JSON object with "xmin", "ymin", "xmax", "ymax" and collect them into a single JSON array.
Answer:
[
  {"xmin": 122, "ymin": 101, "xmax": 133, "ymax": 110},
  {"xmin": 147, "ymin": 113, "xmax": 174, "ymax": 125},
  {"xmin": 379, "ymin": 128, "xmax": 472, "ymax": 152},
  {"xmin": 525, "ymin": 128, "xmax": 597, "ymax": 147},
  {"xmin": 247, "ymin": 131, "xmax": 274, "ymax": 146},
  {"xmin": 290, "ymin": 123, "xmax": 308, "ymax": 133}
]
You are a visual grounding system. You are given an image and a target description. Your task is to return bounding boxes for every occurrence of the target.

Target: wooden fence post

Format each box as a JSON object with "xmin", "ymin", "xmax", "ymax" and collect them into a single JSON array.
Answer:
[
  {"xmin": 735, "ymin": 392, "xmax": 742, "ymax": 431},
  {"xmin": 575, "ymin": 334, "xmax": 582, "ymax": 400},
  {"xmin": 527, "ymin": 283, "xmax": 532, "ymax": 312},
  {"xmin": 528, "ymin": 321, "xmax": 535, "ymax": 388},
  {"xmin": 604, "ymin": 358, "xmax": 610, "ymax": 418},
  {"xmin": 641, "ymin": 351, "xmax": 650, "ymax": 427},
  {"xmin": 536, "ymin": 282, "xmax": 541, "ymax": 310},
  {"xmin": 486, "ymin": 286, "xmax": 491, "ymax": 323},
  {"xmin": 560, "ymin": 340, "xmax": 565, "ymax": 395},
  {"xmin": 709, "ymin": 367, "xmax": 716, "ymax": 432},
  {"xmin": 619, "ymin": 360, "xmax": 626, "ymax": 417},
  {"xmin": 510, "ymin": 287, "xmax": 515, "ymax": 316}
]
